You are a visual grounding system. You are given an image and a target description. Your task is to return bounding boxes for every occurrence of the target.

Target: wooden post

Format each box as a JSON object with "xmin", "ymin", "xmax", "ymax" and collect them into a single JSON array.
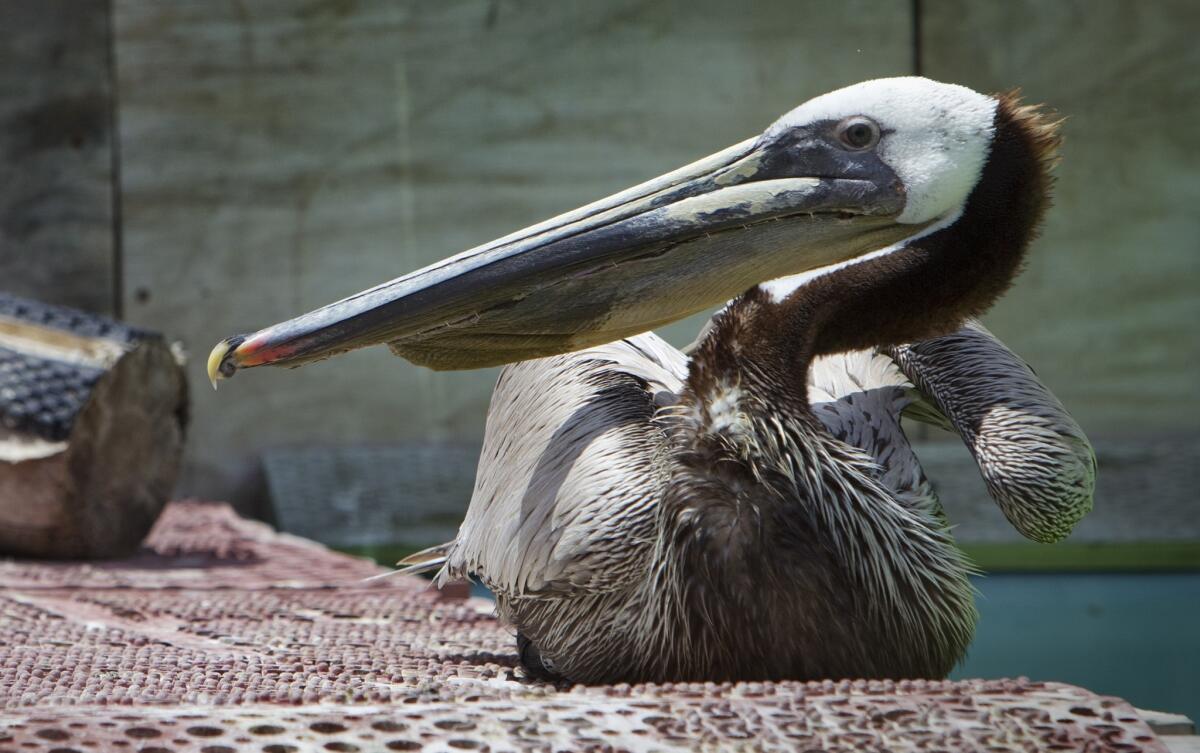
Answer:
[{"xmin": 0, "ymin": 295, "xmax": 187, "ymax": 558}]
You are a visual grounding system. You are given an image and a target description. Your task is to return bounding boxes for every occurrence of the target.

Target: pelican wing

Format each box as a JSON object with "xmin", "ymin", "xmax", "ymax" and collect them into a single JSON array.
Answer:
[
  {"xmin": 808, "ymin": 320, "xmax": 1094, "ymax": 543},
  {"xmin": 430, "ymin": 320, "xmax": 1093, "ymax": 598},
  {"xmin": 440, "ymin": 333, "xmax": 686, "ymax": 596},
  {"xmin": 887, "ymin": 320, "xmax": 1096, "ymax": 543},
  {"xmin": 808, "ymin": 348, "xmax": 944, "ymax": 520}
]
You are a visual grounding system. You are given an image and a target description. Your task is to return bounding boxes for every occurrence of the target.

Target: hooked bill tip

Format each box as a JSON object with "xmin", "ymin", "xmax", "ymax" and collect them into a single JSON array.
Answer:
[
  {"xmin": 206, "ymin": 341, "xmax": 228, "ymax": 390},
  {"xmin": 206, "ymin": 337, "xmax": 242, "ymax": 390}
]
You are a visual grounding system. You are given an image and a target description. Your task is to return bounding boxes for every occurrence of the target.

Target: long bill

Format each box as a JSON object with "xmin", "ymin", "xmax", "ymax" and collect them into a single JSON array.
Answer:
[{"xmin": 208, "ymin": 134, "xmax": 921, "ymax": 381}]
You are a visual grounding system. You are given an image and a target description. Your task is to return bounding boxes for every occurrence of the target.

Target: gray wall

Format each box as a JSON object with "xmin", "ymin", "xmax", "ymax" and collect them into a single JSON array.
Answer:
[
  {"xmin": 0, "ymin": 1, "xmax": 116, "ymax": 315},
  {"xmin": 922, "ymin": 0, "xmax": 1200, "ymax": 434},
  {"xmin": 3, "ymin": 0, "xmax": 1197, "ymax": 509}
]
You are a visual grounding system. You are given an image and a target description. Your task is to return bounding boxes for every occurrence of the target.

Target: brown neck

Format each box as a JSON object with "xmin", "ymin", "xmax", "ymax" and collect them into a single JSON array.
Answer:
[{"xmin": 688, "ymin": 93, "xmax": 1059, "ymax": 407}]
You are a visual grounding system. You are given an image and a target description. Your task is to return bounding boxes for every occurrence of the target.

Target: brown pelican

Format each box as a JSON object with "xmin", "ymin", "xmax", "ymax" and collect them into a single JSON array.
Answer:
[{"xmin": 208, "ymin": 78, "xmax": 1095, "ymax": 684}]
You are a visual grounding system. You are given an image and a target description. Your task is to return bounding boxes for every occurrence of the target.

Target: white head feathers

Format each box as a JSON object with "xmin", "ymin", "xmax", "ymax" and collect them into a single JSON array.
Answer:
[{"xmin": 767, "ymin": 77, "xmax": 997, "ymax": 225}]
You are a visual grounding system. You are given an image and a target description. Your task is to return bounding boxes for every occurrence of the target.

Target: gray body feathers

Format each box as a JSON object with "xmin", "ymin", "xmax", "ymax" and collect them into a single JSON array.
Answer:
[{"xmin": 419, "ymin": 321, "xmax": 1093, "ymax": 683}]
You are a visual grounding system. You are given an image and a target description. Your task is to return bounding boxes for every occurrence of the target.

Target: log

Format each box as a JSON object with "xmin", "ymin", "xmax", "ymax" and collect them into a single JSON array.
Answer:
[{"xmin": 0, "ymin": 293, "xmax": 187, "ymax": 558}]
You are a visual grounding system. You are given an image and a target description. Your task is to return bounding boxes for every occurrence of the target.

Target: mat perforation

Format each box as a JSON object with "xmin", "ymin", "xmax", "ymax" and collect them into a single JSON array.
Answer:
[{"xmin": 0, "ymin": 502, "xmax": 1166, "ymax": 751}]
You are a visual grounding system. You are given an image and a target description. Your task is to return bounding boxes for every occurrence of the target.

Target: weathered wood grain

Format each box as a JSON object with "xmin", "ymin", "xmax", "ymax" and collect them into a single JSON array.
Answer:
[
  {"xmin": 0, "ymin": 0, "xmax": 116, "ymax": 314},
  {"xmin": 0, "ymin": 295, "xmax": 187, "ymax": 559},
  {"xmin": 923, "ymin": 0, "xmax": 1200, "ymax": 434},
  {"xmin": 113, "ymin": 0, "xmax": 912, "ymax": 503}
]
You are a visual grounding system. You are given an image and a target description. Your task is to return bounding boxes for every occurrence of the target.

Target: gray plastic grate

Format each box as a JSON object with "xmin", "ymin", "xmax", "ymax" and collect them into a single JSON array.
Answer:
[
  {"xmin": 260, "ymin": 437, "xmax": 1200, "ymax": 554},
  {"xmin": 262, "ymin": 444, "xmax": 481, "ymax": 548}
]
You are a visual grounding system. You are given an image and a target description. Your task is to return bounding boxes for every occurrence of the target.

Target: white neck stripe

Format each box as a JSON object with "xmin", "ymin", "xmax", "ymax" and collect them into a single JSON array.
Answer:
[{"xmin": 760, "ymin": 206, "xmax": 964, "ymax": 303}]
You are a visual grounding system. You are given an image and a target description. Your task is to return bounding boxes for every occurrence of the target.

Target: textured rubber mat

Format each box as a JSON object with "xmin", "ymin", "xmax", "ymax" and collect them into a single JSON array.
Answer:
[
  {"xmin": 0, "ymin": 683, "xmax": 1168, "ymax": 753},
  {"xmin": 0, "ymin": 502, "xmax": 385, "ymax": 590},
  {"xmin": 0, "ymin": 345, "xmax": 105, "ymax": 442},
  {"xmin": 0, "ymin": 502, "xmax": 1168, "ymax": 752},
  {"xmin": 0, "ymin": 295, "xmax": 147, "ymax": 345},
  {"xmin": 0, "ymin": 293, "xmax": 154, "ymax": 442}
]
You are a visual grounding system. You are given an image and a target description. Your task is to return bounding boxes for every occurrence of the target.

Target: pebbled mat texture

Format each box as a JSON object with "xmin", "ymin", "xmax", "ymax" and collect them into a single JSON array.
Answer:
[
  {"xmin": 0, "ymin": 294, "xmax": 154, "ymax": 442},
  {"xmin": 0, "ymin": 501, "xmax": 1168, "ymax": 752}
]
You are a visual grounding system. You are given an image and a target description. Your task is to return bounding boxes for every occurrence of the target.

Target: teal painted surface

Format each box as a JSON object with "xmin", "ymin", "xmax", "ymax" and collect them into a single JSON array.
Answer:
[
  {"xmin": 954, "ymin": 573, "xmax": 1200, "ymax": 722},
  {"xmin": 467, "ymin": 573, "xmax": 1199, "ymax": 718}
]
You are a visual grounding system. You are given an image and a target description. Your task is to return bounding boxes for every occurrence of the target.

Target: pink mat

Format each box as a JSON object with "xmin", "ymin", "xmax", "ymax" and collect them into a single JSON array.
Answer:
[{"xmin": 0, "ymin": 501, "xmax": 1166, "ymax": 752}]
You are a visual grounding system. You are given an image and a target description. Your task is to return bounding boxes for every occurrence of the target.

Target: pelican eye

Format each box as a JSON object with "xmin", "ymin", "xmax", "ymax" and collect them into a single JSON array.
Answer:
[{"xmin": 836, "ymin": 116, "xmax": 880, "ymax": 150}]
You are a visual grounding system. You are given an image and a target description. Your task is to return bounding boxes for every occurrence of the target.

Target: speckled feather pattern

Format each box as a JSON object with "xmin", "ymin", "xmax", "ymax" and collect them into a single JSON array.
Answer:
[
  {"xmin": 887, "ymin": 321, "xmax": 1095, "ymax": 543},
  {"xmin": 409, "ymin": 80, "xmax": 1085, "ymax": 684},
  {"xmin": 430, "ymin": 323, "xmax": 1089, "ymax": 683}
]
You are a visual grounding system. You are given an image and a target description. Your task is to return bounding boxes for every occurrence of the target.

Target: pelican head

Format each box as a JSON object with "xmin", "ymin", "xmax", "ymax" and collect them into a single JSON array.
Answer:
[{"xmin": 209, "ymin": 77, "xmax": 1003, "ymax": 382}]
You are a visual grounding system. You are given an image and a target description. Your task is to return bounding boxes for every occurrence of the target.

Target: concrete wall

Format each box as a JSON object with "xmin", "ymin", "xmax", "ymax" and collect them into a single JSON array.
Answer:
[
  {"xmin": 111, "ymin": 0, "xmax": 914, "ymax": 505},
  {"xmin": 922, "ymin": 0, "xmax": 1200, "ymax": 434},
  {"xmin": 3, "ymin": 1, "xmax": 1197, "ymax": 509},
  {"xmin": 0, "ymin": 1, "xmax": 116, "ymax": 315}
]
